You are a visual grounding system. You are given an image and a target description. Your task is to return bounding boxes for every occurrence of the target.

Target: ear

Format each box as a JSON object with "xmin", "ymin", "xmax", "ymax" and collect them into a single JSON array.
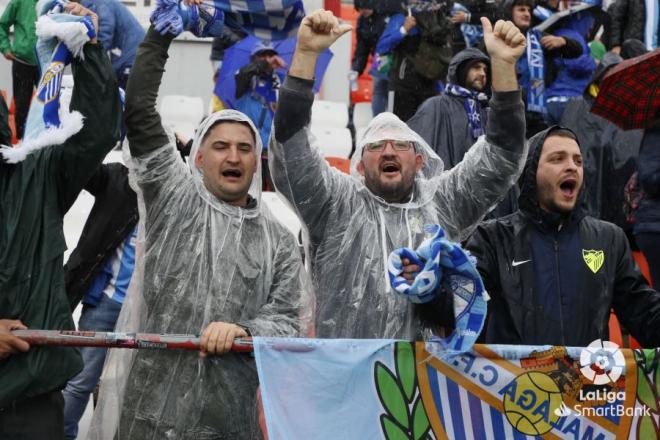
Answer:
[
  {"xmin": 415, "ymin": 154, "xmax": 423, "ymax": 172},
  {"xmin": 357, "ymin": 159, "xmax": 365, "ymax": 176},
  {"xmin": 195, "ymin": 149, "xmax": 204, "ymax": 168}
]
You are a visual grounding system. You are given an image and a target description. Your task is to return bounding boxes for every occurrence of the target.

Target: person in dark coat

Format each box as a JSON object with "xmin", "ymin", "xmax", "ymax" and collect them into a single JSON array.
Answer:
[
  {"xmin": 408, "ymin": 48, "xmax": 490, "ymax": 166},
  {"xmin": 500, "ymin": 0, "xmax": 583, "ymax": 137},
  {"xmin": 634, "ymin": 127, "xmax": 660, "ymax": 286},
  {"xmin": 0, "ymin": 5, "xmax": 121, "ymax": 437},
  {"xmin": 350, "ymin": 1, "xmax": 390, "ymax": 116},
  {"xmin": 462, "ymin": 126, "xmax": 660, "ymax": 347},
  {"xmin": 408, "ymin": 48, "xmax": 518, "ymax": 218},
  {"xmin": 376, "ymin": 0, "xmax": 454, "ymax": 121},
  {"xmin": 610, "ymin": 0, "xmax": 658, "ymax": 53},
  {"xmin": 560, "ymin": 52, "xmax": 643, "ymax": 241}
]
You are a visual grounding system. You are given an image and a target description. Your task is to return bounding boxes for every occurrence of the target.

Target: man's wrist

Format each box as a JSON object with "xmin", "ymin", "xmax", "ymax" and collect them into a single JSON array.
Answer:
[{"xmin": 289, "ymin": 49, "xmax": 319, "ymax": 80}]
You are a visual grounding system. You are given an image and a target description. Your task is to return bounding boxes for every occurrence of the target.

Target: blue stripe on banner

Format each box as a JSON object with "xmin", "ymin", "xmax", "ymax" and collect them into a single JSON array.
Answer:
[
  {"xmin": 490, "ymin": 405, "xmax": 506, "ymax": 439},
  {"xmin": 445, "ymin": 378, "xmax": 467, "ymax": 440},
  {"xmin": 467, "ymin": 390, "xmax": 486, "ymax": 439},
  {"xmin": 427, "ymin": 364, "xmax": 446, "ymax": 427},
  {"xmin": 512, "ymin": 427, "xmax": 528, "ymax": 440}
]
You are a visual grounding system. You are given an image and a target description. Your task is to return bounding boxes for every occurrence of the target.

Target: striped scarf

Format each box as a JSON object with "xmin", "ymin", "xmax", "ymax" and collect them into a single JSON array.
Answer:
[
  {"xmin": 0, "ymin": 0, "xmax": 95, "ymax": 163},
  {"xmin": 444, "ymin": 83, "xmax": 488, "ymax": 138},
  {"xmin": 150, "ymin": 0, "xmax": 304, "ymax": 41}
]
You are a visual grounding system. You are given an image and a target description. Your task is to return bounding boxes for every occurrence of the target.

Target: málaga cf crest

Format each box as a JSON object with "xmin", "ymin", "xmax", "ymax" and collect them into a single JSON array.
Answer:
[{"xmin": 582, "ymin": 250, "xmax": 605, "ymax": 274}]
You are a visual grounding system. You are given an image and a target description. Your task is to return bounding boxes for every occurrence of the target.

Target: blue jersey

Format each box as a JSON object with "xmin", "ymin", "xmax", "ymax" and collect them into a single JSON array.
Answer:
[{"xmin": 82, "ymin": 226, "xmax": 137, "ymax": 306}]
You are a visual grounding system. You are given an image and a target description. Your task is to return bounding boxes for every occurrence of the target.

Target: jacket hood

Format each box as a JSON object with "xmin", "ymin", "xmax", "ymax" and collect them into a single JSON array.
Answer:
[
  {"xmin": 518, "ymin": 126, "xmax": 586, "ymax": 224},
  {"xmin": 447, "ymin": 48, "xmax": 490, "ymax": 87},
  {"xmin": 188, "ymin": 109, "xmax": 264, "ymax": 215},
  {"xmin": 499, "ymin": 0, "xmax": 535, "ymax": 21}
]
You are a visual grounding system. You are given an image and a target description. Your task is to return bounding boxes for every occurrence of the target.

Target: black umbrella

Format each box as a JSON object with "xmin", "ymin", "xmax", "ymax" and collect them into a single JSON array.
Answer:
[{"xmin": 534, "ymin": 3, "xmax": 608, "ymax": 41}]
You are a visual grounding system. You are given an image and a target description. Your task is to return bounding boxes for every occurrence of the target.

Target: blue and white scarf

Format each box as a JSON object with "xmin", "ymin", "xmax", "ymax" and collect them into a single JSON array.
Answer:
[
  {"xmin": 452, "ymin": 3, "xmax": 483, "ymax": 48},
  {"xmin": 150, "ymin": 0, "xmax": 304, "ymax": 41},
  {"xmin": 388, "ymin": 225, "xmax": 489, "ymax": 357},
  {"xmin": 517, "ymin": 29, "xmax": 546, "ymax": 114},
  {"xmin": 1, "ymin": 0, "xmax": 96, "ymax": 163},
  {"xmin": 444, "ymin": 83, "xmax": 487, "ymax": 139}
]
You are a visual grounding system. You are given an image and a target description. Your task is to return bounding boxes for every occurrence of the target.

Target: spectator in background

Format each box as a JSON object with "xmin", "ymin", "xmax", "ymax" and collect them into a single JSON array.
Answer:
[
  {"xmin": 0, "ymin": 0, "xmax": 38, "ymax": 141},
  {"xmin": 450, "ymin": 0, "xmax": 498, "ymax": 53},
  {"xmin": 209, "ymin": 26, "xmax": 247, "ymax": 112},
  {"xmin": 635, "ymin": 126, "xmax": 660, "ymax": 286},
  {"xmin": 610, "ymin": 0, "xmax": 658, "ymax": 52},
  {"xmin": 544, "ymin": 28, "xmax": 596, "ymax": 125},
  {"xmin": 620, "ymin": 37, "xmax": 649, "ymax": 58},
  {"xmin": 78, "ymin": 0, "xmax": 145, "ymax": 88},
  {"xmin": 408, "ymin": 47, "xmax": 519, "ymax": 219},
  {"xmin": 350, "ymin": 1, "xmax": 390, "ymax": 116},
  {"xmin": 234, "ymin": 42, "xmax": 286, "ymax": 189},
  {"xmin": 500, "ymin": 0, "xmax": 583, "ymax": 137},
  {"xmin": 377, "ymin": 0, "xmax": 454, "ymax": 121},
  {"xmin": 561, "ymin": 52, "xmax": 643, "ymax": 243},
  {"xmin": 408, "ymin": 48, "xmax": 490, "ymax": 167}
]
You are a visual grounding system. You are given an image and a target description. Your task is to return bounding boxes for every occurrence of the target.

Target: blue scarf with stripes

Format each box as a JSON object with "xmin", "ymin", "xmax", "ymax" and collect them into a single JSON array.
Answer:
[
  {"xmin": 388, "ymin": 225, "xmax": 489, "ymax": 357},
  {"xmin": 444, "ymin": 83, "xmax": 487, "ymax": 138},
  {"xmin": 517, "ymin": 29, "xmax": 546, "ymax": 114},
  {"xmin": 150, "ymin": 0, "xmax": 304, "ymax": 40}
]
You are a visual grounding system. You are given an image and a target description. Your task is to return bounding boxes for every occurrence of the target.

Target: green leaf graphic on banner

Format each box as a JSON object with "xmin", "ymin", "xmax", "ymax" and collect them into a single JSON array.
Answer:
[
  {"xmin": 637, "ymin": 367, "xmax": 658, "ymax": 412},
  {"xmin": 638, "ymin": 414, "xmax": 658, "ymax": 440},
  {"xmin": 381, "ymin": 414, "xmax": 411, "ymax": 440},
  {"xmin": 396, "ymin": 342, "xmax": 416, "ymax": 403},
  {"xmin": 376, "ymin": 362, "xmax": 410, "ymax": 430},
  {"xmin": 412, "ymin": 395, "xmax": 430, "ymax": 440}
]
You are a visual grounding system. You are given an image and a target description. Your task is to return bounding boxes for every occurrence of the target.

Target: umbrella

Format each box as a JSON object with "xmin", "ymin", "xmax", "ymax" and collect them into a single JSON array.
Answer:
[
  {"xmin": 214, "ymin": 35, "xmax": 333, "ymax": 109},
  {"xmin": 534, "ymin": 3, "xmax": 608, "ymax": 41},
  {"xmin": 591, "ymin": 48, "xmax": 660, "ymax": 130}
]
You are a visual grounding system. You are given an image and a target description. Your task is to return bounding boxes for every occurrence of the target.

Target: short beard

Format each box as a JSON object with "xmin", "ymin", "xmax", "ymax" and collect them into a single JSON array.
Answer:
[{"xmin": 364, "ymin": 176, "xmax": 415, "ymax": 203}]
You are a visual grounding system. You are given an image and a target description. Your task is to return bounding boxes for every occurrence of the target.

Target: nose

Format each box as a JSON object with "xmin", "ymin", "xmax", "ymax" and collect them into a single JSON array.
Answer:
[
  {"xmin": 380, "ymin": 141, "xmax": 398, "ymax": 155},
  {"xmin": 226, "ymin": 145, "xmax": 241, "ymax": 163}
]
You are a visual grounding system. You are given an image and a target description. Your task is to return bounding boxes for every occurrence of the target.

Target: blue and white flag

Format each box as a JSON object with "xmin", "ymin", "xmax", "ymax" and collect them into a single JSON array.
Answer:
[
  {"xmin": 150, "ymin": 0, "xmax": 304, "ymax": 41},
  {"xmin": 0, "ymin": 0, "xmax": 95, "ymax": 163}
]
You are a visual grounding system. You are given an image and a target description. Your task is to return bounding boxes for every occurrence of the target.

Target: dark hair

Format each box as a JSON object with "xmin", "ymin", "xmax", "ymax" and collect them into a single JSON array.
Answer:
[
  {"xmin": 546, "ymin": 127, "xmax": 579, "ymax": 144},
  {"xmin": 200, "ymin": 119, "xmax": 257, "ymax": 147}
]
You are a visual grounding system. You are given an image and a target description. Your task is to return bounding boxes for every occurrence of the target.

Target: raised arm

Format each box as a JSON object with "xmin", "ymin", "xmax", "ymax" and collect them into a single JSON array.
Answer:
[
  {"xmin": 269, "ymin": 10, "xmax": 354, "ymax": 242},
  {"xmin": 435, "ymin": 18, "xmax": 527, "ymax": 241},
  {"xmin": 53, "ymin": 3, "xmax": 122, "ymax": 212},
  {"xmin": 125, "ymin": 26, "xmax": 172, "ymax": 157}
]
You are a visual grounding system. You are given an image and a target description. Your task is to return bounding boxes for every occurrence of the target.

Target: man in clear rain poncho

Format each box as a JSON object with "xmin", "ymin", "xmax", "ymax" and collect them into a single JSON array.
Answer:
[
  {"xmin": 88, "ymin": 24, "xmax": 311, "ymax": 440},
  {"xmin": 270, "ymin": 10, "xmax": 528, "ymax": 340}
]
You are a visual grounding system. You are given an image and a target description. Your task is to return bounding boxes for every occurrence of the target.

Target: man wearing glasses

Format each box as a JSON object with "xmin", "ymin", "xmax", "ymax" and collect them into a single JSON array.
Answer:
[{"xmin": 270, "ymin": 10, "xmax": 528, "ymax": 339}]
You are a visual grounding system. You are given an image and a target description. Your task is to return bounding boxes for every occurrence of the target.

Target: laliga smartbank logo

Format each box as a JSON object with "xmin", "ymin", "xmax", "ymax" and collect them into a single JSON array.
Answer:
[{"xmin": 501, "ymin": 339, "xmax": 649, "ymax": 436}]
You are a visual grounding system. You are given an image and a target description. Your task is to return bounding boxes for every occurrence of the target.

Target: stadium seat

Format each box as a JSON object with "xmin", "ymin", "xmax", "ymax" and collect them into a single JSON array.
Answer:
[
  {"xmin": 311, "ymin": 126, "xmax": 352, "ymax": 158},
  {"xmin": 261, "ymin": 191, "xmax": 302, "ymax": 240},
  {"xmin": 311, "ymin": 100, "xmax": 349, "ymax": 129},
  {"xmin": 325, "ymin": 156, "xmax": 350, "ymax": 174},
  {"xmin": 351, "ymin": 76, "xmax": 373, "ymax": 104},
  {"xmin": 159, "ymin": 95, "xmax": 204, "ymax": 140},
  {"xmin": 353, "ymin": 102, "xmax": 373, "ymax": 130}
]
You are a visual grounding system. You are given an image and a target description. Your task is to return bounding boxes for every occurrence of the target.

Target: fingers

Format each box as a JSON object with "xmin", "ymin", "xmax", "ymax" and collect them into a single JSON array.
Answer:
[
  {"xmin": 0, "ymin": 334, "xmax": 30, "ymax": 359},
  {"xmin": 306, "ymin": 9, "xmax": 351, "ymax": 36},
  {"xmin": 199, "ymin": 322, "xmax": 248, "ymax": 356},
  {"xmin": 480, "ymin": 17, "xmax": 493, "ymax": 34}
]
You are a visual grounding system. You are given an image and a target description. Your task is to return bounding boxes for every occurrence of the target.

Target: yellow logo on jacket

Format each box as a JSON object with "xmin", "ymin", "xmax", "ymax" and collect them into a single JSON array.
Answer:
[{"xmin": 582, "ymin": 250, "xmax": 605, "ymax": 273}]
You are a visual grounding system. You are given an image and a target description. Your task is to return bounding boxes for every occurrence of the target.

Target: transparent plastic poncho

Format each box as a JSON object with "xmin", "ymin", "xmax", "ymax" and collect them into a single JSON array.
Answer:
[
  {"xmin": 269, "ymin": 111, "xmax": 526, "ymax": 340},
  {"xmin": 89, "ymin": 110, "xmax": 312, "ymax": 440}
]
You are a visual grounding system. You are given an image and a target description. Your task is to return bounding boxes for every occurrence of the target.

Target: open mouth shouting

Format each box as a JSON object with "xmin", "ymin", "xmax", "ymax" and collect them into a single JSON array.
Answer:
[
  {"xmin": 380, "ymin": 161, "xmax": 401, "ymax": 178},
  {"xmin": 559, "ymin": 177, "xmax": 578, "ymax": 200},
  {"xmin": 221, "ymin": 168, "xmax": 243, "ymax": 182}
]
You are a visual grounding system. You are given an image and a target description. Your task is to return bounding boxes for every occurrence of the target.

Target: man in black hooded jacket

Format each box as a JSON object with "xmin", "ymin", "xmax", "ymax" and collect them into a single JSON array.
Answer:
[{"xmin": 463, "ymin": 126, "xmax": 660, "ymax": 347}]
